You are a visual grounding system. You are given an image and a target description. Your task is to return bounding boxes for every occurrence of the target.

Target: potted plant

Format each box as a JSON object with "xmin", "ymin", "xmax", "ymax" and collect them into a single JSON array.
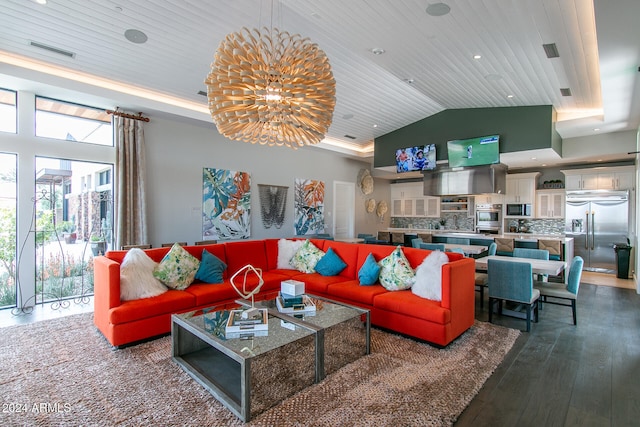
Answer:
[
  {"xmin": 58, "ymin": 221, "xmax": 77, "ymax": 244},
  {"xmin": 90, "ymin": 234, "xmax": 106, "ymax": 256}
]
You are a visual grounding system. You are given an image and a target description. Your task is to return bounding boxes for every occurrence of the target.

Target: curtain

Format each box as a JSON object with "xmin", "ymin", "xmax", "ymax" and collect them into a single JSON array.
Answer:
[{"xmin": 115, "ymin": 116, "xmax": 148, "ymax": 248}]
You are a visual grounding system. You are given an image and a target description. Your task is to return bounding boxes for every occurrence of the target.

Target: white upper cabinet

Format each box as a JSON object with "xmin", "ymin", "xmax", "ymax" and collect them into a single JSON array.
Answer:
[
  {"xmin": 390, "ymin": 182, "xmax": 440, "ymax": 217},
  {"xmin": 562, "ymin": 166, "xmax": 634, "ymax": 191},
  {"xmin": 536, "ymin": 190, "xmax": 565, "ymax": 218},
  {"xmin": 505, "ymin": 173, "xmax": 538, "ymax": 205}
]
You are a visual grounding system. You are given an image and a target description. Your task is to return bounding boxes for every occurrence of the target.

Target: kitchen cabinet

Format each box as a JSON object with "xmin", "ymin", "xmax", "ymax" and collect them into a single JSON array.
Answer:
[
  {"xmin": 440, "ymin": 196, "xmax": 473, "ymax": 218},
  {"xmin": 562, "ymin": 166, "xmax": 634, "ymax": 191},
  {"xmin": 475, "ymin": 194, "xmax": 504, "ymax": 205},
  {"xmin": 505, "ymin": 173, "xmax": 538, "ymax": 205},
  {"xmin": 536, "ymin": 190, "xmax": 565, "ymax": 218},
  {"xmin": 390, "ymin": 182, "xmax": 440, "ymax": 217}
]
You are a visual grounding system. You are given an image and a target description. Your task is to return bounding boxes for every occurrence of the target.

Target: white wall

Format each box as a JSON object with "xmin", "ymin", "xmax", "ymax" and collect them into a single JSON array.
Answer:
[
  {"xmin": 142, "ymin": 116, "xmax": 373, "ymax": 245},
  {"xmin": 562, "ymin": 130, "xmax": 636, "ymax": 160}
]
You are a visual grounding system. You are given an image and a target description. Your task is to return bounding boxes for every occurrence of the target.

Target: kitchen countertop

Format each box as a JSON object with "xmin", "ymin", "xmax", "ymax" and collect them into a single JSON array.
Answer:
[{"xmin": 382, "ymin": 228, "xmax": 572, "ymax": 243}]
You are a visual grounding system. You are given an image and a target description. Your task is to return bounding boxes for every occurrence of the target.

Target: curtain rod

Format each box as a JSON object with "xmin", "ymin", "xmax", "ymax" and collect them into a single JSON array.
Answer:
[{"xmin": 105, "ymin": 109, "xmax": 150, "ymax": 122}]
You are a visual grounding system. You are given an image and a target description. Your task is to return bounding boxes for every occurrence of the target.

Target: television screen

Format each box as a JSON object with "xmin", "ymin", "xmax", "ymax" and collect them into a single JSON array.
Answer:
[
  {"xmin": 395, "ymin": 144, "xmax": 436, "ymax": 173},
  {"xmin": 446, "ymin": 135, "xmax": 500, "ymax": 168}
]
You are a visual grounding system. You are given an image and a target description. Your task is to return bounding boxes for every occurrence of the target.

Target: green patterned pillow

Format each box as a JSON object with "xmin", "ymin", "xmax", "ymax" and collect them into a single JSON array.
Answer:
[
  {"xmin": 153, "ymin": 243, "xmax": 200, "ymax": 290},
  {"xmin": 378, "ymin": 246, "xmax": 415, "ymax": 291},
  {"xmin": 290, "ymin": 239, "xmax": 325, "ymax": 273}
]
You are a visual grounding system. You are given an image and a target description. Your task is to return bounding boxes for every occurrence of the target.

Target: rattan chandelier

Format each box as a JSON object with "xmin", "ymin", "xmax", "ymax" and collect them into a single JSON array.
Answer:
[{"xmin": 205, "ymin": 26, "xmax": 336, "ymax": 148}]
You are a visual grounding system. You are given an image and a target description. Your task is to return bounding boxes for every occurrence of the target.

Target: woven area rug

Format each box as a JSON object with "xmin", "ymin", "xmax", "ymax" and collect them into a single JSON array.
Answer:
[{"xmin": 0, "ymin": 313, "xmax": 519, "ymax": 426}]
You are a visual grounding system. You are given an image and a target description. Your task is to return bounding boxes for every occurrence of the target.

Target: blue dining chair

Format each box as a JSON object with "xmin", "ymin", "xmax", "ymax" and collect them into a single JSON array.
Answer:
[
  {"xmin": 419, "ymin": 242, "xmax": 446, "ymax": 251},
  {"xmin": 449, "ymin": 247, "xmax": 466, "ymax": 255},
  {"xmin": 475, "ymin": 242, "xmax": 497, "ymax": 309},
  {"xmin": 411, "ymin": 238, "xmax": 423, "ymax": 248},
  {"xmin": 513, "ymin": 247, "xmax": 550, "ymax": 281},
  {"xmin": 488, "ymin": 259, "xmax": 540, "ymax": 332},
  {"xmin": 447, "ymin": 237, "xmax": 470, "ymax": 245},
  {"xmin": 534, "ymin": 256, "xmax": 583, "ymax": 325}
]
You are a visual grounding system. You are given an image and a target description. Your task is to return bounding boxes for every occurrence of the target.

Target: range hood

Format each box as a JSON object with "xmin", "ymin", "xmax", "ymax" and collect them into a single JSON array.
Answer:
[{"xmin": 423, "ymin": 164, "xmax": 507, "ymax": 196}]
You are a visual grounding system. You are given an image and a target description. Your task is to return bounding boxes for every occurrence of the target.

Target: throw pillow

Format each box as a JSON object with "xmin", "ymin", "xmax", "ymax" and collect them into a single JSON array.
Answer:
[
  {"xmin": 315, "ymin": 247, "xmax": 347, "ymax": 276},
  {"xmin": 120, "ymin": 248, "xmax": 168, "ymax": 301},
  {"xmin": 290, "ymin": 239, "xmax": 325, "ymax": 273},
  {"xmin": 277, "ymin": 238, "xmax": 305, "ymax": 269},
  {"xmin": 153, "ymin": 243, "xmax": 200, "ymax": 290},
  {"xmin": 358, "ymin": 252, "xmax": 381, "ymax": 286},
  {"xmin": 378, "ymin": 246, "xmax": 415, "ymax": 291},
  {"xmin": 412, "ymin": 250, "xmax": 449, "ymax": 301},
  {"xmin": 194, "ymin": 249, "xmax": 227, "ymax": 284}
]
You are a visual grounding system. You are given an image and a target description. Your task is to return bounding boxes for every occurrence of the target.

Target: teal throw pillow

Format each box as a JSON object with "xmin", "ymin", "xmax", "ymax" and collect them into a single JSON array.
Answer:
[
  {"xmin": 195, "ymin": 249, "xmax": 227, "ymax": 284},
  {"xmin": 315, "ymin": 247, "xmax": 347, "ymax": 276},
  {"xmin": 358, "ymin": 253, "xmax": 381, "ymax": 286}
]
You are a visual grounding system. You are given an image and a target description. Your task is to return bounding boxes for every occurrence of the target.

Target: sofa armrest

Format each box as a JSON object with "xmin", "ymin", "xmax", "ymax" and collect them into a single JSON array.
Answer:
[
  {"xmin": 94, "ymin": 255, "xmax": 122, "ymax": 315},
  {"xmin": 440, "ymin": 257, "xmax": 475, "ymax": 313}
]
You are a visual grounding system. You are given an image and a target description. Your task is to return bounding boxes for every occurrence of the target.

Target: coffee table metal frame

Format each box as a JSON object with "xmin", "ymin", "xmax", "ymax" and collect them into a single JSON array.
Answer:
[{"xmin": 171, "ymin": 295, "xmax": 370, "ymax": 422}]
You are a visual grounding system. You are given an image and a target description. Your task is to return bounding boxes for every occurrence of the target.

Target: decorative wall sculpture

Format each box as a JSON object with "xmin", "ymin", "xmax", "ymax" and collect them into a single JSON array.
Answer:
[
  {"xmin": 258, "ymin": 184, "xmax": 288, "ymax": 229},
  {"xmin": 202, "ymin": 168, "xmax": 251, "ymax": 240},
  {"xmin": 294, "ymin": 178, "xmax": 325, "ymax": 235}
]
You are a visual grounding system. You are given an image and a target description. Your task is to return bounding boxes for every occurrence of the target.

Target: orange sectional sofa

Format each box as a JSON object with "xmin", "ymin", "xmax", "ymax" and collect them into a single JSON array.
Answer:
[{"xmin": 93, "ymin": 239, "xmax": 476, "ymax": 348}]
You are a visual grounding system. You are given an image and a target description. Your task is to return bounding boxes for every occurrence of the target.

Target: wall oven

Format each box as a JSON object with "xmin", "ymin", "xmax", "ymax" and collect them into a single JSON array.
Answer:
[{"xmin": 475, "ymin": 204, "xmax": 502, "ymax": 233}]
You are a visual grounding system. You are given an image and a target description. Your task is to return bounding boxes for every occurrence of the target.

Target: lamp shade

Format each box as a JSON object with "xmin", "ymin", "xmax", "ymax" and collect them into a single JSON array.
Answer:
[{"xmin": 205, "ymin": 27, "xmax": 336, "ymax": 148}]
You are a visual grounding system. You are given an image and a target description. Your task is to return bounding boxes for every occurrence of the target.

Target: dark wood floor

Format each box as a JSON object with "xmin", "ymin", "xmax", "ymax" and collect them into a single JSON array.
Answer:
[{"xmin": 456, "ymin": 282, "xmax": 640, "ymax": 426}]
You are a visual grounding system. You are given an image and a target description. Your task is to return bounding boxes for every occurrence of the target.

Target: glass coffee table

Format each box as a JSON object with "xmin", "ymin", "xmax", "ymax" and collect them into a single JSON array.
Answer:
[{"xmin": 171, "ymin": 296, "xmax": 370, "ymax": 422}]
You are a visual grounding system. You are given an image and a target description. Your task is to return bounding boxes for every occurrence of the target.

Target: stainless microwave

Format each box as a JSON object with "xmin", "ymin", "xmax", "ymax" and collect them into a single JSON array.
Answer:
[{"xmin": 506, "ymin": 203, "xmax": 532, "ymax": 216}]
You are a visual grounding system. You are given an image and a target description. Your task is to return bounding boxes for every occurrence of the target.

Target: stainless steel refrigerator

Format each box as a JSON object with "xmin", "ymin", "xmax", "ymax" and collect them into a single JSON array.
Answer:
[{"xmin": 565, "ymin": 190, "xmax": 630, "ymax": 273}]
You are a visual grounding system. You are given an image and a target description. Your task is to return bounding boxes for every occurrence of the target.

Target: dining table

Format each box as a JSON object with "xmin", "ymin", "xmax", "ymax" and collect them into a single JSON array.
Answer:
[
  {"xmin": 474, "ymin": 255, "xmax": 568, "ymax": 281},
  {"xmin": 443, "ymin": 243, "xmax": 488, "ymax": 256}
]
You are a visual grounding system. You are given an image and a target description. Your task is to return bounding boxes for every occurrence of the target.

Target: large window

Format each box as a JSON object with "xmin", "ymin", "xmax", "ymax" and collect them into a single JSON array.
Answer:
[
  {"xmin": 35, "ymin": 97, "xmax": 113, "ymax": 146},
  {"xmin": 0, "ymin": 153, "xmax": 17, "ymax": 308},
  {"xmin": 0, "ymin": 89, "xmax": 17, "ymax": 134}
]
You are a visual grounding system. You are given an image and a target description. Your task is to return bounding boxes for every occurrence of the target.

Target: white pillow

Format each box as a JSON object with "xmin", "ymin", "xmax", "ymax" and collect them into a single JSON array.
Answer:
[
  {"xmin": 411, "ymin": 251, "xmax": 449, "ymax": 301},
  {"xmin": 120, "ymin": 248, "xmax": 168, "ymax": 301},
  {"xmin": 277, "ymin": 239, "xmax": 305, "ymax": 269}
]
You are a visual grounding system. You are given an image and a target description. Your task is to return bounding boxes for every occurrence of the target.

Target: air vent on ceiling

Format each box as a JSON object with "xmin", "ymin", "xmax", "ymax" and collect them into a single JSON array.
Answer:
[
  {"xmin": 542, "ymin": 43, "xmax": 560, "ymax": 58},
  {"xmin": 197, "ymin": 90, "xmax": 207, "ymax": 96},
  {"xmin": 344, "ymin": 134, "xmax": 356, "ymax": 140},
  {"xmin": 29, "ymin": 41, "xmax": 75, "ymax": 58},
  {"xmin": 560, "ymin": 88, "xmax": 572, "ymax": 97}
]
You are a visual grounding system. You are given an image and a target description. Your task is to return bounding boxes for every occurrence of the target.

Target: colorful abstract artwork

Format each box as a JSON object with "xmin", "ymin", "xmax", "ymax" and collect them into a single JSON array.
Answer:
[
  {"xmin": 294, "ymin": 178, "xmax": 325, "ymax": 235},
  {"xmin": 258, "ymin": 184, "xmax": 288, "ymax": 229},
  {"xmin": 202, "ymin": 168, "xmax": 251, "ymax": 240}
]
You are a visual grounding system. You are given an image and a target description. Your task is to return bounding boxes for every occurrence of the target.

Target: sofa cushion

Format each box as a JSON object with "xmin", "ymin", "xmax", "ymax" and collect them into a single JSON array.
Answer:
[
  {"xmin": 315, "ymin": 247, "xmax": 347, "ymax": 276},
  {"xmin": 412, "ymin": 251, "xmax": 449, "ymax": 301},
  {"xmin": 194, "ymin": 249, "xmax": 227, "ymax": 283},
  {"xmin": 327, "ymin": 280, "xmax": 387, "ymax": 305},
  {"xmin": 290, "ymin": 240, "xmax": 325, "ymax": 273},
  {"xmin": 153, "ymin": 244, "xmax": 200, "ymax": 290},
  {"xmin": 373, "ymin": 291, "xmax": 450, "ymax": 324},
  {"xmin": 277, "ymin": 238, "xmax": 305, "ymax": 269},
  {"xmin": 378, "ymin": 246, "xmax": 415, "ymax": 291},
  {"xmin": 120, "ymin": 248, "xmax": 168, "ymax": 301},
  {"xmin": 358, "ymin": 253, "xmax": 381, "ymax": 285},
  {"xmin": 109, "ymin": 290, "xmax": 195, "ymax": 325},
  {"xmin": 291, "ymin": 273, "xmax": 348, "ymax": 294},
  {"xmin": 224, "ymin": 240, "xmax": 269, "ymax": 276},
  {"xmin": 184, "ymin": 282, "xmax": 242, "ymax": 306}
]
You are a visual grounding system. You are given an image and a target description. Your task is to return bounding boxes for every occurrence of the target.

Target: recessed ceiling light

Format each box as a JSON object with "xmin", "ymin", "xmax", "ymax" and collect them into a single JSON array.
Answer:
[
  {"xmin": 473, "ymin": 55, "xmax": 481, "ymax": 60},
  {"xmin": 373, "ymin": 124, "xmax": 378, "ymax": 128},
  {"xmin": 593, "ymin": 128, "xmax": 600, "ymax": 131},
  {"xmin": 124, "ymin": 29, "xmax": 148, "ymax": 44},
  {"xmin": 370, "ymin": 48, "xmax": 385, "ymax": 55},
  {"xmin": 426, "ymin": 2, "xmax": 451, "ymax": 16},
  {"xmin": 531, "ymin": 157, "xmax": 537, "ymax": 160},
  {"xmin": 507, "ymin": 94, "xmax": 514, "ymax": 98},
  {"xmin": 403, "ymin": 78, "xmax": 415, "ymax": 84},
  {"xmin": 33, "ymin": 0, "xmax": 47, "ymax": 4}
]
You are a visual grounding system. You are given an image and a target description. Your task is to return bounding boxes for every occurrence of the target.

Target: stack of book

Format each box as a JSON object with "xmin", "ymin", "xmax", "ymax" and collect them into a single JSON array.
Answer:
[
  {"xmin": 275, "ymin": 292, "xmax": 316, "ymax": 314},
  {"xmin": 225, "ymin": 308, "xmax": 268, "ymax": 336}
]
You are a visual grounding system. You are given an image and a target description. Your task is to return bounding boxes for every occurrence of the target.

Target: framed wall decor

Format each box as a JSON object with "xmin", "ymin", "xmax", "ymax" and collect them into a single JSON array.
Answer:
[
  {"xmin": 202, "ymin": 168, "xmax": 251, "ymax": 240},
  {"xmin": 294, "ymin": 178, "xmax": 325, "ymax": 235}
]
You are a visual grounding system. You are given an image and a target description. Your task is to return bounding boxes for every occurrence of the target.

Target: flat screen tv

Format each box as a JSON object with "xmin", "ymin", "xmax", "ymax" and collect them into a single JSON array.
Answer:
[
  {"xmin": 395, "ymin": 144, "xmax": 436, "ymax": 173},
  {"xmin": 446, "ymin": 135, "xmax": 500, "ymax": 168}
]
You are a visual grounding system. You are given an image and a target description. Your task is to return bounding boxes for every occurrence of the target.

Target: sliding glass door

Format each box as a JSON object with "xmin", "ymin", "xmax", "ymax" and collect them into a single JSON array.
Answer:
[{"xmin": 0, "ymin": 153, "xmax": 17, "ymax": 309}]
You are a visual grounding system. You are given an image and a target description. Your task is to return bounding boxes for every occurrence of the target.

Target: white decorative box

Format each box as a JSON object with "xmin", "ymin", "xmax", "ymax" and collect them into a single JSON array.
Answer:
[{"xmin": 281, "ymin": 279, "xmax": 305, "ymax": 296}]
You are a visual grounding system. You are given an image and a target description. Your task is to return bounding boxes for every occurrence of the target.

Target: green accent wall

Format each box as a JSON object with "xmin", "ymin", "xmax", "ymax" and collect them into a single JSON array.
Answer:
[{"xmin": 374, "ymin": 105, "xmax": 561, "ymax": 168}]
